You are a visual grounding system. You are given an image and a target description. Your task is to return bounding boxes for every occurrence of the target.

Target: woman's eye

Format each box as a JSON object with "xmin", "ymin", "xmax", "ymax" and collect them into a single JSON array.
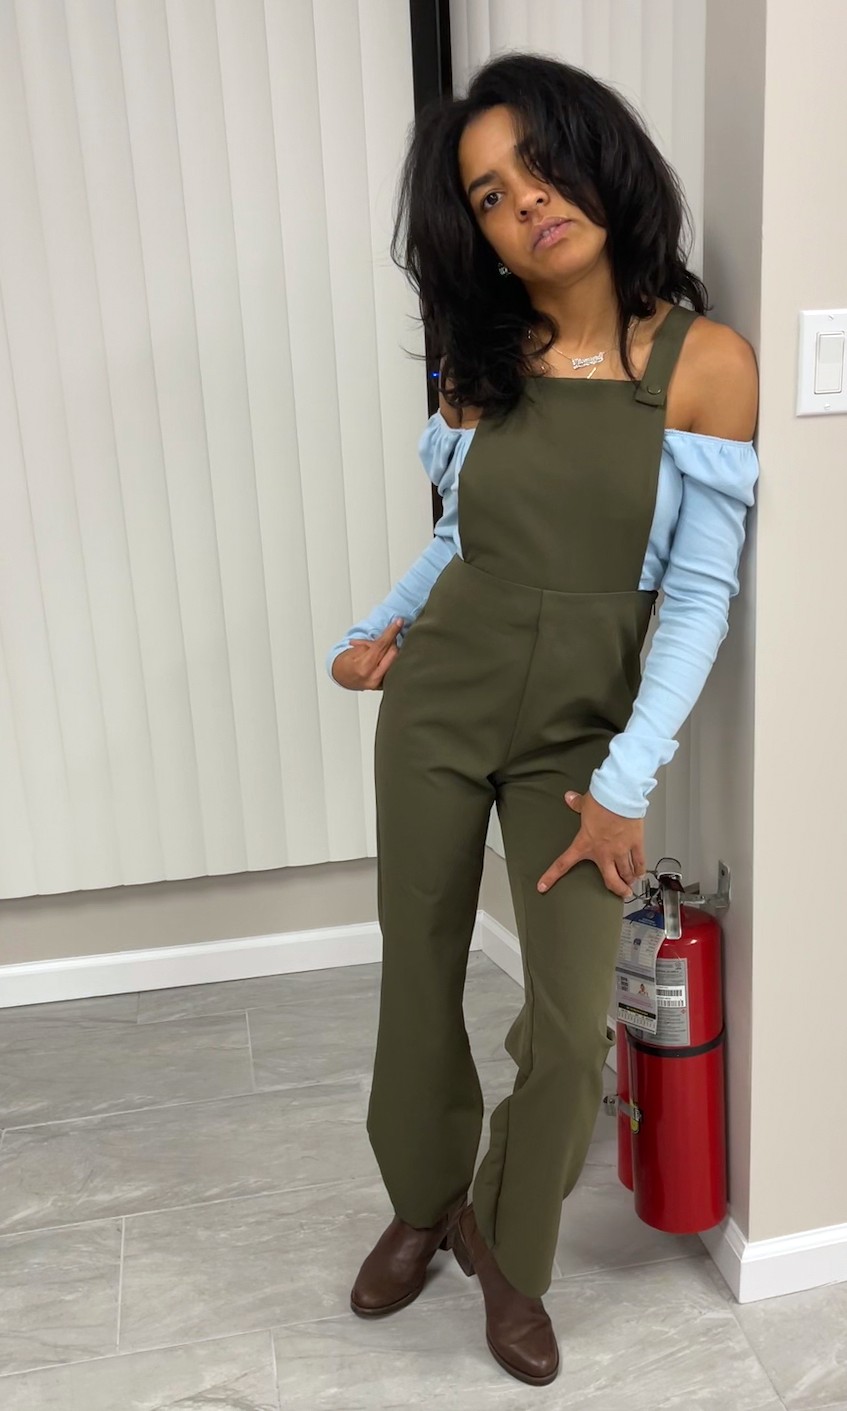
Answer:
[{"xmin": 480, "ymin": 191, "xmax": 499, "ymax": 212}]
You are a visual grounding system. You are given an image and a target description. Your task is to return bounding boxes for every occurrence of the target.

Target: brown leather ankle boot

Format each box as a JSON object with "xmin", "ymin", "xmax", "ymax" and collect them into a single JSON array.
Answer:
[
  {"xmin": 452, "ymin": 1203, "xmax": 560, "ymax": 1385},
  {"xmin": 350, "ymin": 1190, "xmax": 468, "ymax": 1316}
]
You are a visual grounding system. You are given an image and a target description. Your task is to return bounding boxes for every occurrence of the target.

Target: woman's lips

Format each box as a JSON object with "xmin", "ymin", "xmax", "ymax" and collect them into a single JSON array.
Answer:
[{"xmin": 534, "ymin": 220, "xmax": 574, "ymax": 250}]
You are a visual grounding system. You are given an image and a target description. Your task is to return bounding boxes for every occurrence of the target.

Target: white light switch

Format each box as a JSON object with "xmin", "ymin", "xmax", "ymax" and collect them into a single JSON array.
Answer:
[
  {"xmin": 815, "ymin": 332, "xmax": 844, "ymax": 394},
  {"xmin": 798, "ymin": 310, "xmax": 847, "ymax": 415}
]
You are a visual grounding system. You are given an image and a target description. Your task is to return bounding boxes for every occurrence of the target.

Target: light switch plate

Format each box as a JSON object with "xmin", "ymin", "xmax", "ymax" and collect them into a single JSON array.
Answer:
[{"xmin": 797, "ymin": 309, "xmax": 847, "ymax": 415}]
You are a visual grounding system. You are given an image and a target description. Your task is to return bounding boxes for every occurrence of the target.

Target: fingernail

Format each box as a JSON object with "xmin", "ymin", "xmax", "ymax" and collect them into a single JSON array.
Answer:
[{"xmin": 538, "ymin": 882, "xmax": 547, "ymax": 892}]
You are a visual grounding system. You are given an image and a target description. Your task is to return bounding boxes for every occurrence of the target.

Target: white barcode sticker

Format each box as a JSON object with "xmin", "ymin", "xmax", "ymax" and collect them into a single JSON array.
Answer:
[
  {"xmin": 651, "ymin": 959, "xmax": 690, "ymax": 1046},
  {"xmin": 657, "ymin": 985, "xmax": 686, "ymax": 1007}
]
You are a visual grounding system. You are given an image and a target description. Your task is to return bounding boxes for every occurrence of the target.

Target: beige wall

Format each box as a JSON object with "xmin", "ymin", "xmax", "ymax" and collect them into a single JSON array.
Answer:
[
  {"xmin": 750, "ymin": 0, "xmax": 847, "ymax": 1241},
  {"xmin": 701, "ymin": 0, "xmax": 847, "ymax": 1245},
  {"xmin": 699, "ymin": 0, "xmax": 767, "ymax": 1245}
]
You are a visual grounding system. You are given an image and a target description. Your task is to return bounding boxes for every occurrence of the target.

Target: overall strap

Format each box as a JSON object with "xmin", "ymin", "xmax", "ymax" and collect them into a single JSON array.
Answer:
[{"xmin": 632, "ymin": 304, "xmax": 700, "ymax": 407}]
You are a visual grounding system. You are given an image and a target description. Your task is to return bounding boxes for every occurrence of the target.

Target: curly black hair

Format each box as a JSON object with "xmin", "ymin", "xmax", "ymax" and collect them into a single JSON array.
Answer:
[{"xmin": 390, "ymin": 51, "xmax": 710, "ymax": 420}]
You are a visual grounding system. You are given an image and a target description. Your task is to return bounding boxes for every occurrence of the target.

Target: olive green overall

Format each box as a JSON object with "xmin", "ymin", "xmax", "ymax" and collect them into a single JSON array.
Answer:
[{"xmin": 368, "ymin": 304, "xmax": 697, "ymax": 1298}]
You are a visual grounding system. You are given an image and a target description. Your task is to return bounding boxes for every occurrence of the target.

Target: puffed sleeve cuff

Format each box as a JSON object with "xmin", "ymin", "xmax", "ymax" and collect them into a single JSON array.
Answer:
[
  {"xmin": 588, "ymin": 432, "xmax": 760, "ymax": 817},
  {"xmin": 417, "ymin": 409, "xmax": 468, "ymax": 495},
  {"xmin": 324, "ymin": 536, "xmax": 456, "ymax": 685}
]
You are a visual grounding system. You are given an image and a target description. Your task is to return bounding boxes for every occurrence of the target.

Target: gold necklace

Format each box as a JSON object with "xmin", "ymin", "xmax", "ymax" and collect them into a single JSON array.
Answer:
[{"xmin": 527, "ymin": 316, "xmax": 638, "ymax": 379}]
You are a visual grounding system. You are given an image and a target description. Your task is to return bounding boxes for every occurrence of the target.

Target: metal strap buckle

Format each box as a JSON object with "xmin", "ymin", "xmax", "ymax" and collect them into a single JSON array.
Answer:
[{"xmin": 602, "ymin": 1093, "xmax": 642, "ymax": 1133}]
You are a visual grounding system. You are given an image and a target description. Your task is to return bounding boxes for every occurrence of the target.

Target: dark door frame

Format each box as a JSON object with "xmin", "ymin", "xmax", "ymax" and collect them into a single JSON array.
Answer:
[{"xmin": 408, "ymin": 0, "xmax": 453, "ymax": 523}]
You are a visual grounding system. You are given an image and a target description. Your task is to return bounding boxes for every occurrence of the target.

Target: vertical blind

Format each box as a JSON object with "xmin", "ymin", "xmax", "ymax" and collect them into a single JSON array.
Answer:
[
  {"xmin": 0, "ymin": 0, "xmax": 707, "ymax": 900},
  {"xmin": 0, "ymin": 0, "xmax": 430, "ymax": 898}
]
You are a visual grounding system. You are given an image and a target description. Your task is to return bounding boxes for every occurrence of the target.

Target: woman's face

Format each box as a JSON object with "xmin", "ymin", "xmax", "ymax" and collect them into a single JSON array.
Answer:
[{"xmin": 457, "ymin": 104, "xmax": 607, "ymax": 286}]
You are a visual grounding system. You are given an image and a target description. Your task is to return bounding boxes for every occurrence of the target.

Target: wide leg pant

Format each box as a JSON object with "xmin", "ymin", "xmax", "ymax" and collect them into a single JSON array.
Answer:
[{"xmin": 367, "ymin": 554, "xmax": 654, "ymax": 1298}]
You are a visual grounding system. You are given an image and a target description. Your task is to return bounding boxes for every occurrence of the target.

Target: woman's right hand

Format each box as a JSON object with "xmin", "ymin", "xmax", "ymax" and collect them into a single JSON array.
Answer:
[{"xmin": 330, "ymin": 618, "xmax": 407, "ymax": 690}]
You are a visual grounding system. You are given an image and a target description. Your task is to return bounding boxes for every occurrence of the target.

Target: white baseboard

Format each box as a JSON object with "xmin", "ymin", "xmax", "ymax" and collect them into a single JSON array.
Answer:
[
  {"xmin": 476, "ymin": 910, "xmax": 524, "ymax": 986},
  {"xmin": 700, "ymin": 1215, "xmax": 847, "ymax": 1303},
  {"xmin": 2, "ymin": 911, "xmax": 845, "ymax": 1305},
  {"xmin": 0, "ymin": 916, "xmax": 484, "ymax": 1009}
]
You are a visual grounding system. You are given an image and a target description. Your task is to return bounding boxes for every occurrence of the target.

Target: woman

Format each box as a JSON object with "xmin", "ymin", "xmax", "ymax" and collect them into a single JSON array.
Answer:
[{"xmin": 326, "ymin": 53, "xmax": 759, "ymax": 1388}]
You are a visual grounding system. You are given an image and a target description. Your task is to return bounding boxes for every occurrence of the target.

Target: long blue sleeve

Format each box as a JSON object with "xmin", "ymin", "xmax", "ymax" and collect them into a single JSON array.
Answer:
[
  {"xmin": 325, "ymin": 412, "xmax": 467, "ymax": 683},
  {"xmin": 588, "ymin": 430, "xmax": 761, "ymax": 817}
]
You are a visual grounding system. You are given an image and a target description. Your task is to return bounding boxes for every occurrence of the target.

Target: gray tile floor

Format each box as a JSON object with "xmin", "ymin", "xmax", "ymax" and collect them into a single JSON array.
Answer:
[{"xmin": 0, "ymin": 949, "xmax": 843, "ymax": 1409}]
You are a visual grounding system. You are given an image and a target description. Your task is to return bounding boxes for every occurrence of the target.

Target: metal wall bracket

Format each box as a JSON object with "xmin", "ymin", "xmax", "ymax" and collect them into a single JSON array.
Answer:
[{"xmin": 678, "ymin": 859, "xmax": 731, "ymax": 916}]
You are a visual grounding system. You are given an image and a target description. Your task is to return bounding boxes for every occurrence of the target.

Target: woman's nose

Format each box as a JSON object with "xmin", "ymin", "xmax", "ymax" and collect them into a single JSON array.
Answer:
[{"xmin": 518, "ymin": 191, "xmax": 546, "ymax": 217}]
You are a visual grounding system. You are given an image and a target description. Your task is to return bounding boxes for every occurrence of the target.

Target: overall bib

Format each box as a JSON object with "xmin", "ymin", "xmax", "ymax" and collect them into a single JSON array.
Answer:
[{"xmin": 368, "ymin": 303, "xmax": 697, "ymax": 1298}]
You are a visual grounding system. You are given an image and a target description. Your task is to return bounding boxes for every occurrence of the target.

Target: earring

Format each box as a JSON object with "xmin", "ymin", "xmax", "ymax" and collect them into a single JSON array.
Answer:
[{"xmin": 497, "ymin": 261, "xmax": 511, "ymax": 277}]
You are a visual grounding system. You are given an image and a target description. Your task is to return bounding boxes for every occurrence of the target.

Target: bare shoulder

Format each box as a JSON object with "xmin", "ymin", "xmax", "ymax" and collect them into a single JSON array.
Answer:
[{"xmin": 674, "ymin": 314, "xmax": 759, "ymax": 440}]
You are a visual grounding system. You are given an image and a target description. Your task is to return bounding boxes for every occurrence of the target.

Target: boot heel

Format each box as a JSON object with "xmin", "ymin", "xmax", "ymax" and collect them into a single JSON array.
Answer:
[
  {"xmin": 451, "ymin": 1226, "xmax": 476, "ymax": 1278},
  {"xmin": 438, "ymin": 1194, "xmax": 470, "ymax": 1252}
]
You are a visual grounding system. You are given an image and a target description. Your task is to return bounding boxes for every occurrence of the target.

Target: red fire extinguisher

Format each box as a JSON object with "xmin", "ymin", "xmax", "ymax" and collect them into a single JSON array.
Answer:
[{"xmin": 605, "ymin": 857, "xmax": 729, "ymax": 1234}]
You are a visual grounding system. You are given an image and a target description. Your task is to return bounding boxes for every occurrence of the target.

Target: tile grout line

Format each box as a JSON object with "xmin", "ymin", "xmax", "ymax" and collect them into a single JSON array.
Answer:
[
  {"xmin": 11, "ymin": 1248, "xmax": 799, "ymax": 1390},
  {"xmin": 0, "ymin": 1172, "xmax": 383, "ymax": 1240},
  {"xmin": 244, "ymin": 1010, "xmax": 257, "ymax": 1093},
  {"xmin": 115, "ymin": 1216, "xmax": 125, "ymax": 1353},
  {"xmin": 269, "ymin": 1328, "xmax": 281, "ymax": 1411},
  {"xmin": 721, "ymin": 1295, "xmax": 790, "ymax": 1410},
  {"xmin": 0, "ymin": 1321, "xmax": 299, "ymax": 1383},
  {"xmin": 2, "ymin": 1007, "xmax": 265, "ymax": 1029},
  {"xmin": 0, "ymin": 1074, "xmax": 369, "ymax": 1136},
  {"xmin": 548, "ymin": 1247, "xmax": 709, "ymax": 1287},
  {"xmin": 0, "ymin": 1091, "xmax": 227, "ymax": 1133},
  {"xmin": 0, "ymin": 1288, "xmax": 488, "ymax": 1382},
  {"xmin": 138, "ymin": 1007, "xmax": 256, "ymax": 1025},
  {"xmin": 131, "ymin": 988, "xmax": 384, "ymax": 1025},
  {"xmin": 0, "ymin": 1115, "xmax": 618, "ymax": 1241}
]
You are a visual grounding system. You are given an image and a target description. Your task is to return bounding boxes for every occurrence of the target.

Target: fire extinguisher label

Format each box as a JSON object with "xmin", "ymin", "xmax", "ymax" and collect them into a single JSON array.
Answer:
[
  {"xmin": 652, "ymin": 957, "xmax": 691, "ymax": 1046},
  {"xmin": 614, "ymin": 905, "xmax": 665, "ymax": 1035}
]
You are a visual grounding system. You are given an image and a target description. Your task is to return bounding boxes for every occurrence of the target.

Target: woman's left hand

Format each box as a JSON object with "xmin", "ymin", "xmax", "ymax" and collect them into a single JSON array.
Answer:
[{"xmin": 536, "ymin": 790, "xmax": 645, "ymax": 901}]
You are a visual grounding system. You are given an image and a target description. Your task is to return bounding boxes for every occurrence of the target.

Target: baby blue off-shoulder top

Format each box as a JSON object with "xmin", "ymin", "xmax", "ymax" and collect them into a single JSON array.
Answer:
[{"xmin": 326, "ymin": 408, "xmax": 760, "ymax": 819}]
